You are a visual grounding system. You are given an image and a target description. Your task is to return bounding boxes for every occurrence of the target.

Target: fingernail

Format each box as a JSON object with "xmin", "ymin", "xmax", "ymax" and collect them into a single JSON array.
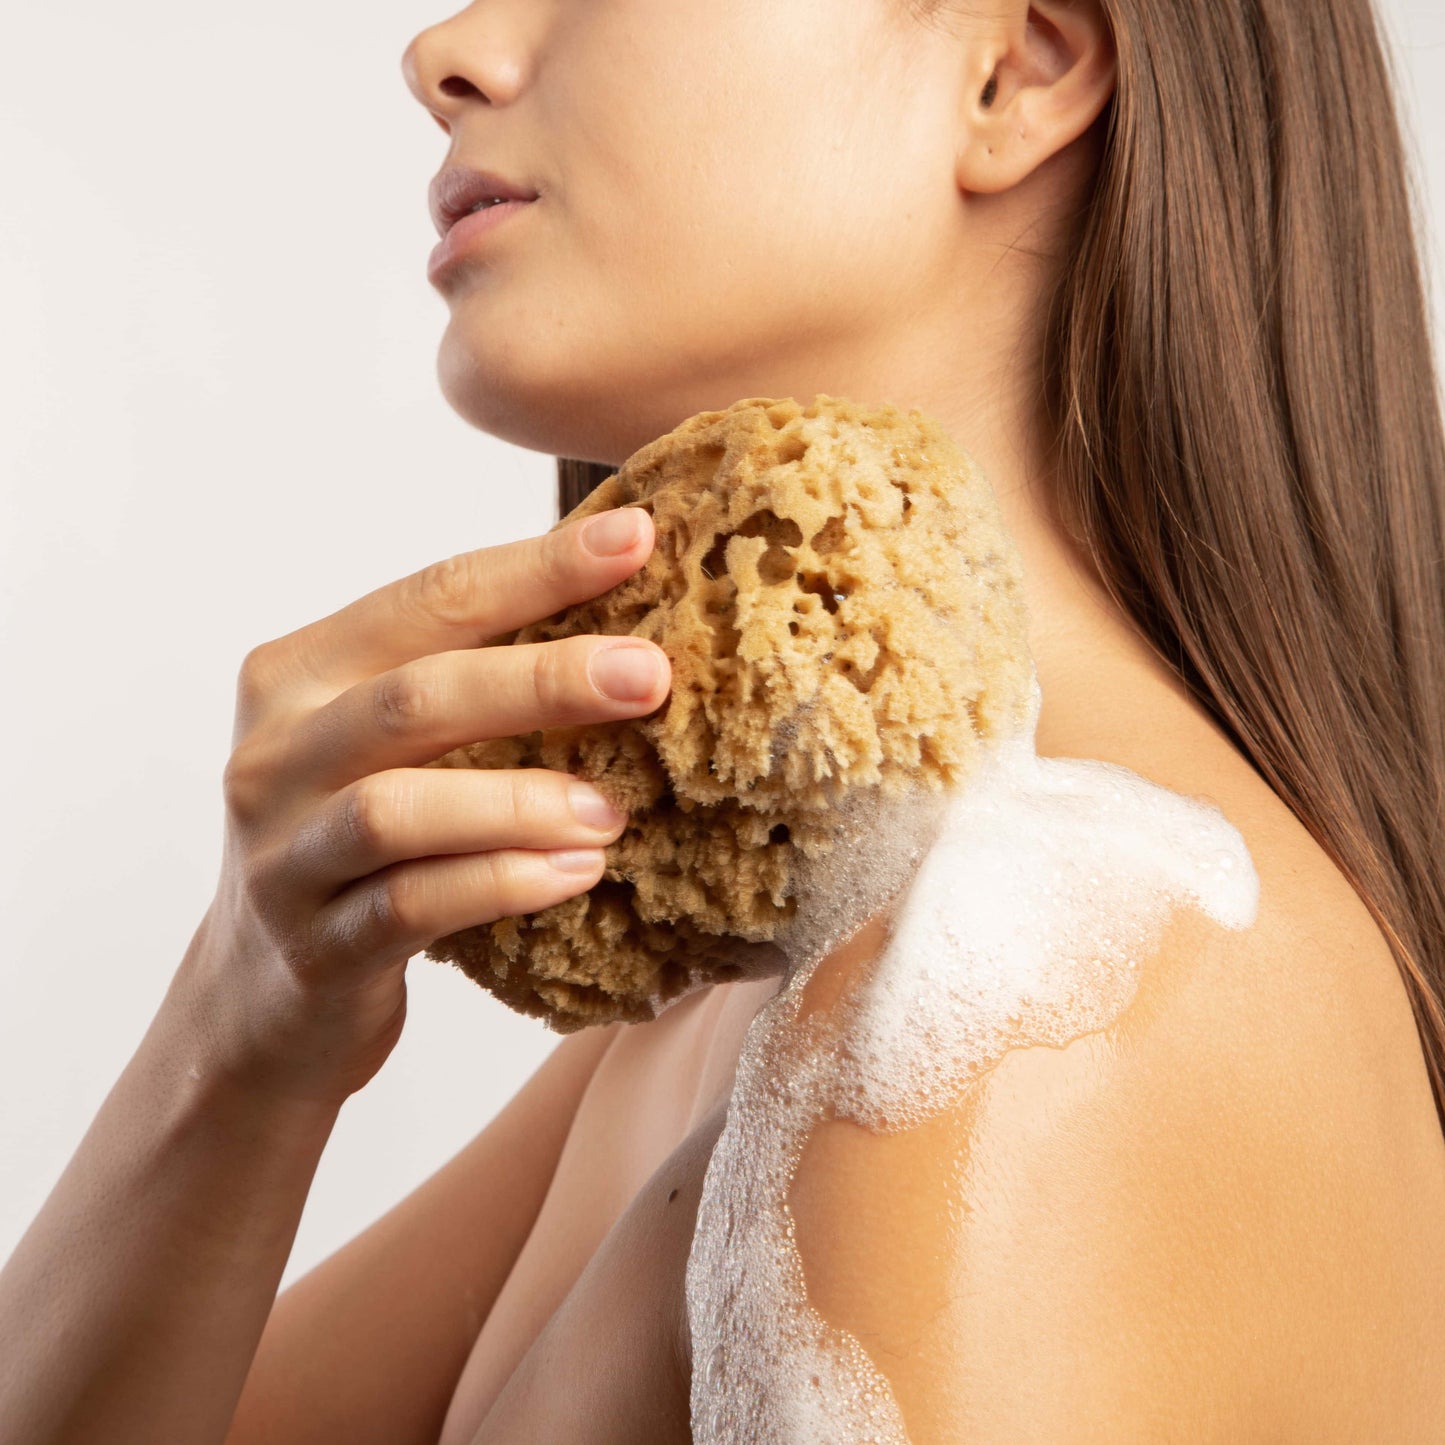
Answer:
[
  {"xmin": 582, "ymin": 508, "xmax": 644, "ymax": 557},
  {"xmin": 569, "ymin": 782, "xmax": 627, "ymax": 831},
  {"xmin": 589, "ymin": 643, "xmax": 664, "ymax": 701},
  {"xmin": 547, "ymin": 848, "xmax": 606, "ymax": 874}
]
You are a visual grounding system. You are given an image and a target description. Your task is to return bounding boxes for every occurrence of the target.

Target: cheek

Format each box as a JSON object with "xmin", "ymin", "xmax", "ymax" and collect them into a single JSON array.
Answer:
[
  {"xmin": 436, "ymin": 0, "xmax": 939, "ymax": 433},
  {"xmin": 559, "ymin": 41, "xmax": 926, "ymax": 354}
]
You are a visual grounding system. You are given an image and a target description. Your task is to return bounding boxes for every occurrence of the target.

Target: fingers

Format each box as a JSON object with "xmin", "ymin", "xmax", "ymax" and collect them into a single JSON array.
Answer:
[
  {"xmin": 310, "ymin": 843, "xmax": 612, "ymax": 970},
  {"xmin": 250, "ymin": 506, "xmax": 655, "ymax": 702},
  {"xmin": 278, "ymin": 633, "xmax": 671, "ymax": 796},
  {"xmin": 282, "ymin": 767, "xmax": 629, "ymax": 900}
]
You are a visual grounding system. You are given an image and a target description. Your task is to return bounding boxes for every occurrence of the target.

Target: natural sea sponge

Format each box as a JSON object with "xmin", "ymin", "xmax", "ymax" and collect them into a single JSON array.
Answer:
[{"xmin": 420, "ymin": 394, "xmax": 1034, "ymax": 1032}]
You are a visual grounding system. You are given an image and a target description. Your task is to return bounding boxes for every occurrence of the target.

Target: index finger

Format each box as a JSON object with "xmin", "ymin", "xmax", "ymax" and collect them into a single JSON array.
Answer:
[{"xmin": 256, "ymin": 505, "xmax": 655, "ymax": 697}]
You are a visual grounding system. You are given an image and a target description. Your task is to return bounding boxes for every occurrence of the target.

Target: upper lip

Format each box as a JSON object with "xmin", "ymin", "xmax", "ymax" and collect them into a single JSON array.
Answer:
[{"xmin": 429, "ymin": 164, "xmax": 539, "ymax": 238}]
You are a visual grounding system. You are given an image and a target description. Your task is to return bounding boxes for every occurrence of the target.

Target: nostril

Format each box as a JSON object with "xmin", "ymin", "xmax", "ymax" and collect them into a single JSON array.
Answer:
[{"xmin": 439, "ymin": 75, "xmax": 480, "ymax": 98}]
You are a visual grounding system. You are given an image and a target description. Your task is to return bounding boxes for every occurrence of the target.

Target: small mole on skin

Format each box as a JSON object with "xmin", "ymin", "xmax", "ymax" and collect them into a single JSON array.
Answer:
[{"xmin": 668, "ymin": 1188, "xmax": 680, "ymax": 1203}]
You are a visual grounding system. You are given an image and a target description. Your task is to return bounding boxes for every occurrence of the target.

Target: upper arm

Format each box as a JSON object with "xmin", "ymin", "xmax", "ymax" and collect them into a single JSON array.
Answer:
[
  {"xmin": 784, "ymin": 910, "xmax": 1333, "ymax": 1443},
  {"xmin": 225, "ymin": 1019, "xmax": 620, "ymax": 1445}
]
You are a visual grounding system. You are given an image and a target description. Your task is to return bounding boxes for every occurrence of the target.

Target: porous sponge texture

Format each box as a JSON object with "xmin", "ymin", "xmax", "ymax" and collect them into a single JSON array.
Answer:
[{"xmin": 420, "ymin": 395, "xmax": 1034, "ymax": 1032}]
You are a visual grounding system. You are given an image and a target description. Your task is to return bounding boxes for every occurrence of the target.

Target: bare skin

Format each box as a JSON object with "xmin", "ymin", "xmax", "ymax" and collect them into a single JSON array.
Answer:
[
  {"xmin": 4, "ymin": 0, "xmax": 1443, "ymax": 1440},
  {"xmin": 438, "ymin": 656, "xmax": 1445, "ymax": 1443}
]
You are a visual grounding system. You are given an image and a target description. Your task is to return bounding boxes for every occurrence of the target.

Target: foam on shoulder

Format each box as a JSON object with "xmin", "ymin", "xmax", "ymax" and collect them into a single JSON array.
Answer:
[{"xmin": 685, "ymin": 670, "xmax": 1261, "ymax": 1442}]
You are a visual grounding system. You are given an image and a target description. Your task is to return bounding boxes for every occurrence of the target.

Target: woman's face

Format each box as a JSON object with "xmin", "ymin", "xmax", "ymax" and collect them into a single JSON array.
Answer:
[{"xmin": 402, "ymin": 0, "xmax": 973, "ymax": 467}]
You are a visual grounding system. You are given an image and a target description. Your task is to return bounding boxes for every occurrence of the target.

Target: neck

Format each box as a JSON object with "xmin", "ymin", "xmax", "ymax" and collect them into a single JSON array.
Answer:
[{"xmin": 885, "ymin": 364, "xmax": 1173, "ymax": 757}]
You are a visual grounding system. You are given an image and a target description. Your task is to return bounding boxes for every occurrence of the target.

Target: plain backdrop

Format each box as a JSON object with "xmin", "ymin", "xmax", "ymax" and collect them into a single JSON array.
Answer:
[{"xmin": 3, "ymin": 0, "xmax": 1443, "ymax": 1298}]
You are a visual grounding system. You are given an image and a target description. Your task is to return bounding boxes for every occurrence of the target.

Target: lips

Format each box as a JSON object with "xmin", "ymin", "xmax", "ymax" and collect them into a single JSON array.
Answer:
[{"xmin": 429, "ymin": 164, "xmax": 540, "ymax": 238}]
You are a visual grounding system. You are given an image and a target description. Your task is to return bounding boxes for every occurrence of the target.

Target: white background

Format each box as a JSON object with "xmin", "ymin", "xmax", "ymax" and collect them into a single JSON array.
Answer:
[{"xmin": 2, "ymin": 0, "xmax": 1443, "ymax": 1295}]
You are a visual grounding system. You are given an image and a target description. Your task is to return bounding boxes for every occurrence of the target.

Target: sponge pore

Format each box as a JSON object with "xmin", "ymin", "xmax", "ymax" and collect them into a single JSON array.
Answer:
[{"xmin": 419, "ymin": 394, "xmax": 1034, "ymax": 1032}]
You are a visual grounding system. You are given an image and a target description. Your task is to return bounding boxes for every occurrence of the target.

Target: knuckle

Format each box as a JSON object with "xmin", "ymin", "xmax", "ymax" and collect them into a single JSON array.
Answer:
[
  {"xmin": 530, "ymin": 642, "xmax": 573, "ymax": 717},
  {"xmin": 481, "ymin": 849, "xmax": 531, "ymax": 912},
  {"xmin": 361, "ymin": 877, "xmax": 398, "ymax": 943},
  {"xmin": 373, "ymin": 867, "xmax": 425, "ymax": 940},
  {"xmin": 221, "ymin": 741, "xmax": 271, "ymax": 825},
  {"xmin": 507, "ymin": 769, "xmax": 550, "ymax": 835},
  {"xmin": 236, "ymin": 641, "xmax": 283, "ymax": 695},
  {"xmin": 536, "ymin": 529, "xmax": 574, "ymax": 594},
  {"xmin": 372, "ymin": 660, "xmax": 441, "ymax": 736},
  {"xmin": 404, "ymin": 552, "xmax": 476, "ymax": 626},
  {"xmin": 239, "ymin": 840, "xmax": 291, "ymax": 923},
  {"xmin": 234, "ymin": 643, "xmax": 286, "ymax": 720},
  {"xmin": 276, "ymin": 921, "xmax": 325, "ymax": 981},
  {"xmin": 342, "ymin": 776, "xmax": 396, "ymax": 855}
]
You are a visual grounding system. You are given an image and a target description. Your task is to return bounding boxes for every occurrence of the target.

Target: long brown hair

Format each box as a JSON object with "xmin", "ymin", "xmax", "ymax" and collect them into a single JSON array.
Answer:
[{"xmin": 555, "ymin": 0, "xmax": 1445, "ymax": 1134}]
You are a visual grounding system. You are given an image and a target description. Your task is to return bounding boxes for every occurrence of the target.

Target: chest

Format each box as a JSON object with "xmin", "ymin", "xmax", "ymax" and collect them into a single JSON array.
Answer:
[{"xmin": 437, "ymin": 974, "xmax": 782, "ymax": 1445}]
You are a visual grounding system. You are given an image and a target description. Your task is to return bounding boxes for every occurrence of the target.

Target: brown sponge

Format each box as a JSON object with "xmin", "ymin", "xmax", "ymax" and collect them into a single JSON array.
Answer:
[{"xmin": 419, "ymin": 394, "xmax": 1034, "ymax": 1032}]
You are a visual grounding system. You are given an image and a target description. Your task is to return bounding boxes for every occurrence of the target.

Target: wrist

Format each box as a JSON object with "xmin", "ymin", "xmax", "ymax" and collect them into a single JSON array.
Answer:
[
  {"xmin": 163, "ymin": 909, "xmax": 383, "ymax": 1117},
  {"xmin": 145, "ymin": 953, "xmax": 348, "ymax": 1141}
]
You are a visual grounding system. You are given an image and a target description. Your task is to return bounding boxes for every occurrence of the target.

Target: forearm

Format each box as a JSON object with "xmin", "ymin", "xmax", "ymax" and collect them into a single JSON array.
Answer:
[{"xmin": 0, "ymin": 970, "xmax": 342, "ymax": 1445}]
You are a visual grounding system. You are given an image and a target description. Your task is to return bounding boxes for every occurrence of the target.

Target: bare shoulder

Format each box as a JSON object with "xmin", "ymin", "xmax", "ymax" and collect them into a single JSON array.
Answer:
[{"xmin": 785, "ymin": 690, "xmax": 1445, "ymax": 1442}]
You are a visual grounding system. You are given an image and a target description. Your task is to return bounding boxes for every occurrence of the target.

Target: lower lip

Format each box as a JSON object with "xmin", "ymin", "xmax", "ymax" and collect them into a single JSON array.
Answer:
[{"xmin": 427, "ymin": 199, "xmax": 536, "ymax": 282}]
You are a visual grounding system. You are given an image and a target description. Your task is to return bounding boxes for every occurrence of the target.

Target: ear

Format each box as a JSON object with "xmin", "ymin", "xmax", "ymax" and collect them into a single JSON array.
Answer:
[{"xmin": 957, "ymin": 0, "xmax": 1116, "ymax": 195}]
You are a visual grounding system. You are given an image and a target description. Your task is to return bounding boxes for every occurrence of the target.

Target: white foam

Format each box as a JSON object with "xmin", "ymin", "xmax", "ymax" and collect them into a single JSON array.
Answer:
[{"xmin": 684, "ymin": 666, "xmax": 1260, "ymax": 1442}]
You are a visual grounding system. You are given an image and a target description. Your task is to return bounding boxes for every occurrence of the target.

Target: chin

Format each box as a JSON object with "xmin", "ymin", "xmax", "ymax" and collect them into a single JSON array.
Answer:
[
  {"xmin": 433, "ymin": 329, "xmax": 576, "ymax": 455},
  {"xmin": 434, "ymin": 327, "xmax": 706, "ymax": 469}
]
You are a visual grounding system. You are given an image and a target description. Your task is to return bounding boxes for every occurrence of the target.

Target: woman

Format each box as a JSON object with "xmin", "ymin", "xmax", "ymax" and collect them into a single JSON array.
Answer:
[{"xmin": 3, "ymin": 0, "xmax": 1443, "ymax": 1439}]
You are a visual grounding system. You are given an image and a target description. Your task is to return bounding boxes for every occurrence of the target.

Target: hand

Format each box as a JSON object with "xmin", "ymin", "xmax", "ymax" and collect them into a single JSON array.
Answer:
[{"xmin": 171, "ymin": 505, "xmax": 670, "ymax": 1108}]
